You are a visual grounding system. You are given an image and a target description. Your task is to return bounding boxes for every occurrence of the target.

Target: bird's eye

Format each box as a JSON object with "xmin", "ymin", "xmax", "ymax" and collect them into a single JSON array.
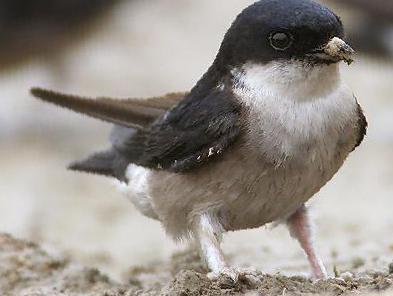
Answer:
[{"xmin": 269, "ymin": 32, "xmax": 294, "ymax": 51}]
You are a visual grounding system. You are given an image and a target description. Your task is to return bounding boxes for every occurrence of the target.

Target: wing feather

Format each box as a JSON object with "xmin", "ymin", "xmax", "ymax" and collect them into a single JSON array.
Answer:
[
  {"xmin": 121, "ymin": 89, "xmax": 243, "ymax": 173},
  {"xmin": 32, "ymin": 84, "xmax": 242, "ymax": 179},
  {"xmin": 31, "ymin": 87, "xmax": 185, "ymax": 129}
]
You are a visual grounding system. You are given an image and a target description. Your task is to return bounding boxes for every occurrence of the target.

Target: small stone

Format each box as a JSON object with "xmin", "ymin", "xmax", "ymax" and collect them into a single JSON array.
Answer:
[
  {"xmin": 217, "ymin": 276, "xmax": 237, "ymax": 289},
  {"xmin": 333, "ymin": 265, "xmax": 340, "ymax": 278},
  {"xmin": 352, "ymin": 257, "xmax": 365, "ymax": 269},
  {"xmin": 388, "ymin": 262, "xmax": 393, "ymax": 274},
  {"xmin": 339, "ymin": 272, "xmax": 354, "ymax": 282},
  {"xmin": 331, "ymin": 249, "xmax": 339, "ymax": 259}
]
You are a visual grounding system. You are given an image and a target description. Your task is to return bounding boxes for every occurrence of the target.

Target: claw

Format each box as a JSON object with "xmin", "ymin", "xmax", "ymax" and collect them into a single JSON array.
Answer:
[{"xmin": 207, "ymin": 267, "xmax": 262, "ymax": 287}]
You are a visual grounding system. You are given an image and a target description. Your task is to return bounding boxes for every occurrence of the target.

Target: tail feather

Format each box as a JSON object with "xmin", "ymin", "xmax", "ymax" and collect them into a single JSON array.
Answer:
[
  {"xmin": 69, "ymin": 150, "xmax": 129, "ymax": 181},
  {"xmin": 31, "ymin": 87, "xmax": 162, "ymax": 129}
]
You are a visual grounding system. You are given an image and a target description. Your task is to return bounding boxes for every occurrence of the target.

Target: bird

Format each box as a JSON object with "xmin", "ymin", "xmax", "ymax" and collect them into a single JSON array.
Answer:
[{"xmin": 31, "ymin": 0, "xmax": 367, "ymax": 283}]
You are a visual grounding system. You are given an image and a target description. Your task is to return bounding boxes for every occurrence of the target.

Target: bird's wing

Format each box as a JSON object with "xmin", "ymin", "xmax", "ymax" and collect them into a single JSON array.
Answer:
[
  {"xmin": 31, "ymin": 87, "xmax": 185, "ymax": 129},
  {"xmin": 32, "ymin": 87, "xmax": 242, "ymax": 179},
  {"xmin": 352, "ymin": 98, "xmax": 368, "ymax": 151},
  {"xmin": 116, "ymin": 88, "xmax": 243, "ymax": 173}
]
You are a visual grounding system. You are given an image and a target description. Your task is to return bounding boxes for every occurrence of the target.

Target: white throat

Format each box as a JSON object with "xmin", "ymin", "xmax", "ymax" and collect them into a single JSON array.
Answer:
[
  {"xmin": 231, "ymin": 60, "xmax": 357, "ymax": 164},
  {"xmin": 232, "ymin": 60, "xmax": 341, "ymax": 103}
]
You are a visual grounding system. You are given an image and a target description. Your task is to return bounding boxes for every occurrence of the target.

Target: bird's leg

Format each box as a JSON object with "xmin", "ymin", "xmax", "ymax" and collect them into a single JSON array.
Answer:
[
  {"xmin": 193, "ymin": 214, "xmax": 261, "ymax": 284},
  {"xmin": 192, "ymin": 214, "xmax": 227, "ymax": 276},
  {"xmin": 287, "ymin": 205, "xmax": 327, "ymax": 280}
]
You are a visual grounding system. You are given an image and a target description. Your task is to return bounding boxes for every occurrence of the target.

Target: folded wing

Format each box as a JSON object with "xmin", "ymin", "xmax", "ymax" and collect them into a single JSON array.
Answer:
[
  {"xmin": 32, "ymin": 86, "xmax": 243, "ymax": 180},
  {"xmin": 31, "ymin": 87, "xmax": 185, "ymax": 129}
]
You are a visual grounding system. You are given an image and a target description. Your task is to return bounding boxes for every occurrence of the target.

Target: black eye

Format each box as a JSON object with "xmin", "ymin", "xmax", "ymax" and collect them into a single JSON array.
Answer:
[{"xmin": 269, "ymin": 32, "xmax": 294, "ymax": 51}]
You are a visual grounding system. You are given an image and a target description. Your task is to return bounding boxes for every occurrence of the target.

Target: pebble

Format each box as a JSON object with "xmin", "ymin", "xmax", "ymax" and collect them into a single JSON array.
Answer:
[
  {"xmin": 340, "ymin": 272, "xmax": 354, "ymax": 281},
  {"xmin": 389, "ymin": 262, "xmax": 393, "ymax": 274}
]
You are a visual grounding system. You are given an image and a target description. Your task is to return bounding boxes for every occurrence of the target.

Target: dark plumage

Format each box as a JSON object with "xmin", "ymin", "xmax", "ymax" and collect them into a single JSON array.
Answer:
[
  {"xmin": 30, "ymin": 88, "xmax": 184, "ymax": 129},
  {"xmin": 32, "ymin": 84, "xmax": 242, "ymax": 180},
  {"xmin": 216, "ymin": 0, "xmax": 344, "ymax": 68},
  {"xmin": 135, "ymin": 87, "xmax": 241, "ymax": 173},
  {"xmin": 354, "ymin": 101, "xmax": 368, "ymax": 151}
]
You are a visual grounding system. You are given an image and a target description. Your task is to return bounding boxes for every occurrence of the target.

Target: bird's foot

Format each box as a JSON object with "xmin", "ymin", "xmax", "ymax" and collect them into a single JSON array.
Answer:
[
  {"xmin": 207, "ymin": 267, "xmax": 262, "ymax": 287},
  {"xmin": 308, "ymin": 256, "xmax": 328, "ymax": 281},
  {"xmin": 311, "ymin": 265, "xmax": 328, "ymax": 281}
]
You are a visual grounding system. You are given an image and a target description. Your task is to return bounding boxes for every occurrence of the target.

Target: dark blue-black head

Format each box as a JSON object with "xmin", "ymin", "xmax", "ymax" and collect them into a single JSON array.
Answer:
[{"xmin": 215, "ymin": 0, "xmax": 354, "ymax": 69}]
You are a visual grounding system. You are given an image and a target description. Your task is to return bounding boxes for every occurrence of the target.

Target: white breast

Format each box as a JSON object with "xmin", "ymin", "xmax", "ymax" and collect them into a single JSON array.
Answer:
[{"xmin": 232, "ymin": 61, "xmax": 358, "ymax": 165}]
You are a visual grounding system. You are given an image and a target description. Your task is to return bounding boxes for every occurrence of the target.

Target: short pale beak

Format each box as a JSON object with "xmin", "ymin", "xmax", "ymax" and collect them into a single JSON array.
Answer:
[{"xmin": 313, "ymin": 37, "xmax": 355, "ymax": 65}]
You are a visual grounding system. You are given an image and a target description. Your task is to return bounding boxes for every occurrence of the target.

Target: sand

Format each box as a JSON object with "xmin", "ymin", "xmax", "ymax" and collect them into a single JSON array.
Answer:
[{"xmin": 2, "ymin": 233, "xmax": 393, "ymax": 296}]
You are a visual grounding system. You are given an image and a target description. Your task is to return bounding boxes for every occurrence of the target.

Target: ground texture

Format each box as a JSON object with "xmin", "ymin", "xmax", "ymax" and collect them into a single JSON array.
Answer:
[{"xmin": 2, "ymin": 233, "xmax": 393, "ymax": 296}]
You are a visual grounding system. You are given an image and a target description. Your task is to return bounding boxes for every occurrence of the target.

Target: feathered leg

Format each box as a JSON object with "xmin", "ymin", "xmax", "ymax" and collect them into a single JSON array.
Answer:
[
  {"xmin": 193, "ymin": 214, "xmax": 260, "ymax": 284},
  {"xmin": 193, "ymin": 214, "xmax": 227, "ymax": 274}
]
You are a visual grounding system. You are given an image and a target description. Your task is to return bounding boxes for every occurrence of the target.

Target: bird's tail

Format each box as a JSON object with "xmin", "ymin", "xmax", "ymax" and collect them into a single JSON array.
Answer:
[{"xmin": 69, "ymin": 150, "xmax": 129, "ymax": 181}]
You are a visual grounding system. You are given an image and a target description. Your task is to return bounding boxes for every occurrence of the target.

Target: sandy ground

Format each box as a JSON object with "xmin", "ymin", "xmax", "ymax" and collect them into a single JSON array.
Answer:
[
  {"xmin": 2, "ymin": 233, "xmax": 393, "ymax": 296},
  {"xmin": 0, "ymin": 0, "xmax": 392, "ymax": 295}
]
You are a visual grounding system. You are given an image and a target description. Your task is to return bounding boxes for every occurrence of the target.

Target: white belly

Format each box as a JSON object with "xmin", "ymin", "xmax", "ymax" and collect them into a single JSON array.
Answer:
[
  {"xmin": 117, "ymin": 164, "xmax": 158, "ymax": 220},
  {"xmin": 121, "ymin": 131, "xmax": 355, "ymax": 239}
]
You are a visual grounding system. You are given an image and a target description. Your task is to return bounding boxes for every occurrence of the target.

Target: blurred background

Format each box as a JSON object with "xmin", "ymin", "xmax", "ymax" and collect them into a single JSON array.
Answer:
[{"xmin": 0, "ymin": 0, "xmax": 392, "ymax": 282}]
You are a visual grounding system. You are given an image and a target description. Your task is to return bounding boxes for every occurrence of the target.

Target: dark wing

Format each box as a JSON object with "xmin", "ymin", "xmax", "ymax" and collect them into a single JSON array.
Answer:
[
  {"xmin": 70, "ymin": 89, "xmax": 242, "ymax": 179},
  {"xmin": 31, "ymin": 87, "xmax": 185, "ymax": 180},
  {"xmin": 31, "ymin": 87, "xmax": 185, "ymax": 129},
  {"xmin": 116, "ymin": 89, "xmax": 243, "ymax": 173},
  {"xmin": 32, "ymin": 87, "xmax": 242, "ymax": 180},
  {"xmin": 352, "ymin": 99, "xmax": 368, "ymax": 151}
]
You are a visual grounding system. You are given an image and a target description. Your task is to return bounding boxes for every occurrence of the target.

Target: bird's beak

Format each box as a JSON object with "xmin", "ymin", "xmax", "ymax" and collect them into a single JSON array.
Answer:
[{"xmin": 312, "ymin": 37, "xmax": 355, "ymax": 65}]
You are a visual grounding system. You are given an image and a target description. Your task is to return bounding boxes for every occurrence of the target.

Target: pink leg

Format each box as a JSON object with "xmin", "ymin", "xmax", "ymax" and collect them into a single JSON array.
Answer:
[{"xmin": 287, "ymin": 205, "xmax": 327, "ymax": 279}]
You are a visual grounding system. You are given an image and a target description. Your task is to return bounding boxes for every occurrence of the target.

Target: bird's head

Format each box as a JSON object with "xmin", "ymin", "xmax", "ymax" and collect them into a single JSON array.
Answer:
[{"xmin": 216, "ymin": 0, "xmax": 354, "ymax": 70}]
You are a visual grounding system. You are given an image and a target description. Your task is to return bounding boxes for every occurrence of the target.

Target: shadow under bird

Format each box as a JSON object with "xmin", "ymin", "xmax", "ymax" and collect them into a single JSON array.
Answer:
[{"xmin": 32, "ymin": 0, "xmax": 367, "ymax": 283}]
